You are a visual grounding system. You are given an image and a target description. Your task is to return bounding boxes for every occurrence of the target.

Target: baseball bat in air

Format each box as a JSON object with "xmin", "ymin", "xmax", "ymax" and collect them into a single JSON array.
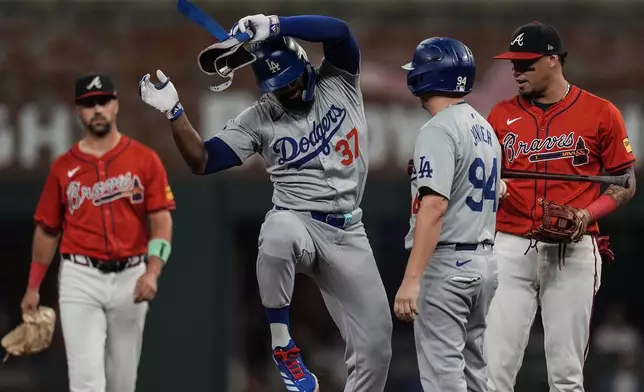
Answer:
[
  {"xmin": 501, "ymin": 170, "xmax": 632, "ymax": 189},
  {"xmin": 176, "ymin": 0, "xmax": 252, "ymax": 42}
]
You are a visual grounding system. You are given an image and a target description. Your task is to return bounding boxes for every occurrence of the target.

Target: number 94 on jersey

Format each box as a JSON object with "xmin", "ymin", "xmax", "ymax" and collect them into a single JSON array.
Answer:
[
  {"xmin": 466, "ymin": 157, "xmax": 498, "ymax": 213},
  {"xmin": 410, "ymin": 157, "xmax": 499, "ymax": 215}
]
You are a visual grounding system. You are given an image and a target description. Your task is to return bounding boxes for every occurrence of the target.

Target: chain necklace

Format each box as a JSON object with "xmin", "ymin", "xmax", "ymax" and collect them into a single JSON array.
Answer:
[
  {"xmin": 558, "ymin": 83, "xmax": 571, "ymax": 102},
  {"xmin": 531, "ymin": 83, "xmax": 571, "ymax": 106}
]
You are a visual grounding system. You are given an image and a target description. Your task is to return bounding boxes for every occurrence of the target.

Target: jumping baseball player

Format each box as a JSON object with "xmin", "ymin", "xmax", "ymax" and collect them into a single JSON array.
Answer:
[
  {"xmin": 139, "ymin": 14, "xmax": 392, "ymax": 392},
  {"xmin": 21, "ymin": 73, "xmax": 176, "ymax": 392},
  {"xmin": 394, "ymin": 37, "xmax": 501, "ymax": 392},
  {"xmin": 484, "ymin": 21, "xmax": 637, "ymax": 392}
]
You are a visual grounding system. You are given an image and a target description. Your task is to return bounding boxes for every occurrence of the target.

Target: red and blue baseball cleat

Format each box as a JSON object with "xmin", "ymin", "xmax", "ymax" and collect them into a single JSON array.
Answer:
[{"xmin": 272, "ymin": 340, "xmax": 320, "ymax": 392}]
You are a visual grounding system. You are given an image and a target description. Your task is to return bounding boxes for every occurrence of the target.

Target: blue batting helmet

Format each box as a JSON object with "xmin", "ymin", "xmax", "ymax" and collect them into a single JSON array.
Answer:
[
  {"xmin": 250, "ymin": 37, "xmax": 316, "ymax": 101},
  {"xmin": 401, "ymin": 37, "xmax": 476, "ymax": 96}
]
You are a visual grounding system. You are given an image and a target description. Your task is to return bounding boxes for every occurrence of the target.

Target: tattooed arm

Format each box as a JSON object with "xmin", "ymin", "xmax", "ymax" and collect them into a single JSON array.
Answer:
[
  {"xmin": 605, "ymin": 167, "xmax": 637, "ymax": 207},
  {"xmin": 583, "ymin": 166, "xmax": 636, "ymax": 223},
  {"xmin": 581, "ymin": 101, "xmax": 638, "ymax": 223}
]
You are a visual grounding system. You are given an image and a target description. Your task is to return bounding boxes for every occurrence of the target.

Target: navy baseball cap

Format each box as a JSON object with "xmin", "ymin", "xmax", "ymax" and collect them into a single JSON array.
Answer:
[
  {"xmin": 494, "ymin": 21, "xmax": 566, "ymax": 60},
  {"xmin": 75, "ymin": 73, "xmax": 117, "ymax": 102}
]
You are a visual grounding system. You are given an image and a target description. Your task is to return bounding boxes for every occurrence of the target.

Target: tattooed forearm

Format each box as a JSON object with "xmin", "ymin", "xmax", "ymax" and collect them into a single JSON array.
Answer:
[
  {"xmin": 604, "ymin": 167, "xmax": 637, "ymax": 207},
  {"xmin": 585, "ymin": 166, "xmax": 636, "ymax": 223}
]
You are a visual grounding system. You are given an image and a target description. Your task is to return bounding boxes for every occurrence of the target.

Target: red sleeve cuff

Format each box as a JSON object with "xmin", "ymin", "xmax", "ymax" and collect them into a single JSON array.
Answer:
[
  {"xmin": 605, "ymin": 159, "xmax": 635, "ymax": 174},
  {"xmin": 34, "ymin": 219, "xmax": 61, "ymax": 235},
  {"xmin": 147, "ymin": 204, "xmax": 176, "ymax": 214}
]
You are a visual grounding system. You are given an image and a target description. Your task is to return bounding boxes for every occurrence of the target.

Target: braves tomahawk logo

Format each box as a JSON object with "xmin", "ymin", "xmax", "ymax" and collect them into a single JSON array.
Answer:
[
  {"xmin": 272, "ymin": 105, "xmax": 347, "ymax": 169},
  {"xmin": 67, "ymin": 172, "xmax": 144, "ymax": 215},
  {"xmin": 503, "ymin": 131, "xmax": 589, "ymax": 167}
]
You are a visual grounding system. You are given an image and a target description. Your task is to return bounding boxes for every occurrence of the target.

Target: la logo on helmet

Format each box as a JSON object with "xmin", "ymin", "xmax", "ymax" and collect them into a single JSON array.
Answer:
[{"xmin": 266, "ymin": 60, "xmax": 281, "ymax": 73}]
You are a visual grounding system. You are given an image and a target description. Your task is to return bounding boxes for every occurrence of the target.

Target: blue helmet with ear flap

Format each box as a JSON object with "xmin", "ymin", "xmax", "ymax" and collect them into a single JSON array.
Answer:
[
  {"xmin": 402, "ymin": 37, "xmax": 476, "ymax": 96},
  {"xmin": 250, "ymin": 37, "xmax": 316, "ymax": 101}
]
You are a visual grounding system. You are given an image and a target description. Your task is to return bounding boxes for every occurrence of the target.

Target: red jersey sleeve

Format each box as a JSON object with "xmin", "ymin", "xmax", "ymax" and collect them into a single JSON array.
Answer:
[
  {"xmin": 34, "ymin": 168, "xmax": 63, "ymax": 232},
  {"xmin": 145, "ymin": 151, "xmax": 176, "ymax": 213},
  {"xmin": 599, "ymin": 102, "xmax": 636, "ymax": 173}
]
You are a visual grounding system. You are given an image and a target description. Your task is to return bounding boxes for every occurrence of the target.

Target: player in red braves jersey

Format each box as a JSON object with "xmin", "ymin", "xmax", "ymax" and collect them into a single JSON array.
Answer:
[
  {"xmin": 19, "ymin": 73, "xmax": 176, "ymax": 392},
  {"xmin": 483, "ymin": 22, "xmax": 636, "ymax": 392}
]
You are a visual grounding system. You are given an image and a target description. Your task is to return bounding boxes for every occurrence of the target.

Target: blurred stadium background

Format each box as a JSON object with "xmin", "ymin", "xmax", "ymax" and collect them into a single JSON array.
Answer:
[{"xmin": 1, "ymin": 0, "xmax": 644, "ymax": 391}]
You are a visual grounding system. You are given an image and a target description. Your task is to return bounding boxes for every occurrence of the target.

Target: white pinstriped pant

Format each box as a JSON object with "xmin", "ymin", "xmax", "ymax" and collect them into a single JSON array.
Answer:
[
  {"xmin": 58, "ymin": 257, "xmax": 148, "ymax": 392},
  {"xmin": 484, "ymin": 232, "xmax": 601, "ymax": 392}
]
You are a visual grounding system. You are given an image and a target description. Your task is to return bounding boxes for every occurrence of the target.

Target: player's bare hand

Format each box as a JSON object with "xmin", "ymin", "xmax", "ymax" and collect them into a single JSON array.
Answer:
[
  {"xmin": 572, "ymin": 208, "xmax": 591, "ymax": 242},
  {"xmin": 133, "ymin": 272, "xmax": 158, "ymax": 303},
  {"xmin": 394, "ymin": 277, "xmax": 420, "ymax": 322},
  {"xmin": 21, "ymin": 288, "xmax": 40, "ymax": 315}
]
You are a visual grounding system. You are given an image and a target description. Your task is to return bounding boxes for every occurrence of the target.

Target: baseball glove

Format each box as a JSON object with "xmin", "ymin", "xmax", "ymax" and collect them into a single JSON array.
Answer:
[
  {"xmin": 1, "ymin": 306, "xmax": 56, "ymax": 363},
  {"xmin": 527, "ymin": 200, "xmax": 587, "ymax": 244}
]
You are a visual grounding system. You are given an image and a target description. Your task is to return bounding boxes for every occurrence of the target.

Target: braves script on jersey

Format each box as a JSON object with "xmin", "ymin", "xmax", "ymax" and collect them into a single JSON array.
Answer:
[
  {"xmin": 488, "ymin": 85, "xmax": 635, "ymax": 235},
  {"xmin": 215, "ymin": 60, "xmax": 367, "ymax": 213},
  {"xmin": 34, "ymin": 136, "xmax": 176, "ymax": 260},
  {"xmin": 405, "ymin": 102, "xmax": 502, "ymax": 250}
]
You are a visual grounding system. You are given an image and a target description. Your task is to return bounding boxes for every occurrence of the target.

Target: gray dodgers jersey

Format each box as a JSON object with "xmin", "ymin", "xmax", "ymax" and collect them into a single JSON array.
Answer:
[
  {"xmin": 215, "ymin": 60, "xmax": 367, "ymax": 214},
  {"xmin": 405, "ymin": 102, "xmax": 502, "ymax": 250}
]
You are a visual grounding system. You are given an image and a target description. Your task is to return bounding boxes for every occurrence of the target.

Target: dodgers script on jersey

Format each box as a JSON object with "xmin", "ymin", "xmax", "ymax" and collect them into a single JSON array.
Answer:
[
  {"xmin": 215, "ymin": 60, "xmax": 367, "ymax": 213},
  {"xmin": 405, "ymin": 103, "xmax": 502, "ymax": 249}
]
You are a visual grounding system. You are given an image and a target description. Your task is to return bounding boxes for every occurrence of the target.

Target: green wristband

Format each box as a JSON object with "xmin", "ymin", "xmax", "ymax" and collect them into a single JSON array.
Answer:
[{"xmin": 148, "ymin": 238, "xmax": 172, "ymax": 263}]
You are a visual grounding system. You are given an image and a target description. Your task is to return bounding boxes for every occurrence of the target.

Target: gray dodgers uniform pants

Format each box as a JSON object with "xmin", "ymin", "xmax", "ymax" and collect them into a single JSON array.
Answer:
[
  {"xmin": 415, "ymin": 243, "xmax": 498, "ymax": 392},
  {"xmin": 257, "ymin": 208, "xmax": 393, "ymax": 392}
]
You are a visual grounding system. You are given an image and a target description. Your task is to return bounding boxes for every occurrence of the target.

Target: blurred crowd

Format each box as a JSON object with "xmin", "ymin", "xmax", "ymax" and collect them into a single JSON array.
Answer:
[{"xmin": 590, "ymin": 304, "xmax": 644, "ymax": 392}]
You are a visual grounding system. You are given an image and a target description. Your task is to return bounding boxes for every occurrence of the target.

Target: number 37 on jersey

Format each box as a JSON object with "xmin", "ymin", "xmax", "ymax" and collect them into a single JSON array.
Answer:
[{"xmin": 335, "ymin": 128, "xmax": 360, "ymax": 167}]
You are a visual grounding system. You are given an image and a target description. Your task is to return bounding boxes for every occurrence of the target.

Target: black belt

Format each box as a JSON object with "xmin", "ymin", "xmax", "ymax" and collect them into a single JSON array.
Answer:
[
  {"xmin": 61, "ymin": 253, "xmax": 145, "ymax": 273},
  {"xmin": 436, "ymin": 242, "xmax": 494, "ymax": 251},
  {"xmin": 275, "ymin": 206, "xmax": 353, "ymax": 229}
]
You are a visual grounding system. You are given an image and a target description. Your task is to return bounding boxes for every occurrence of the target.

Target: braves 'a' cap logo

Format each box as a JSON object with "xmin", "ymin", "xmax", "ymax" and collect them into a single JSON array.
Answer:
[
  {"xmin": 511, "ymin": 33, "xmax": 525, "ymax": 47},
  {"xmin": 86, "ymin": 76, "xmax": 102, "ymax": 90}
]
